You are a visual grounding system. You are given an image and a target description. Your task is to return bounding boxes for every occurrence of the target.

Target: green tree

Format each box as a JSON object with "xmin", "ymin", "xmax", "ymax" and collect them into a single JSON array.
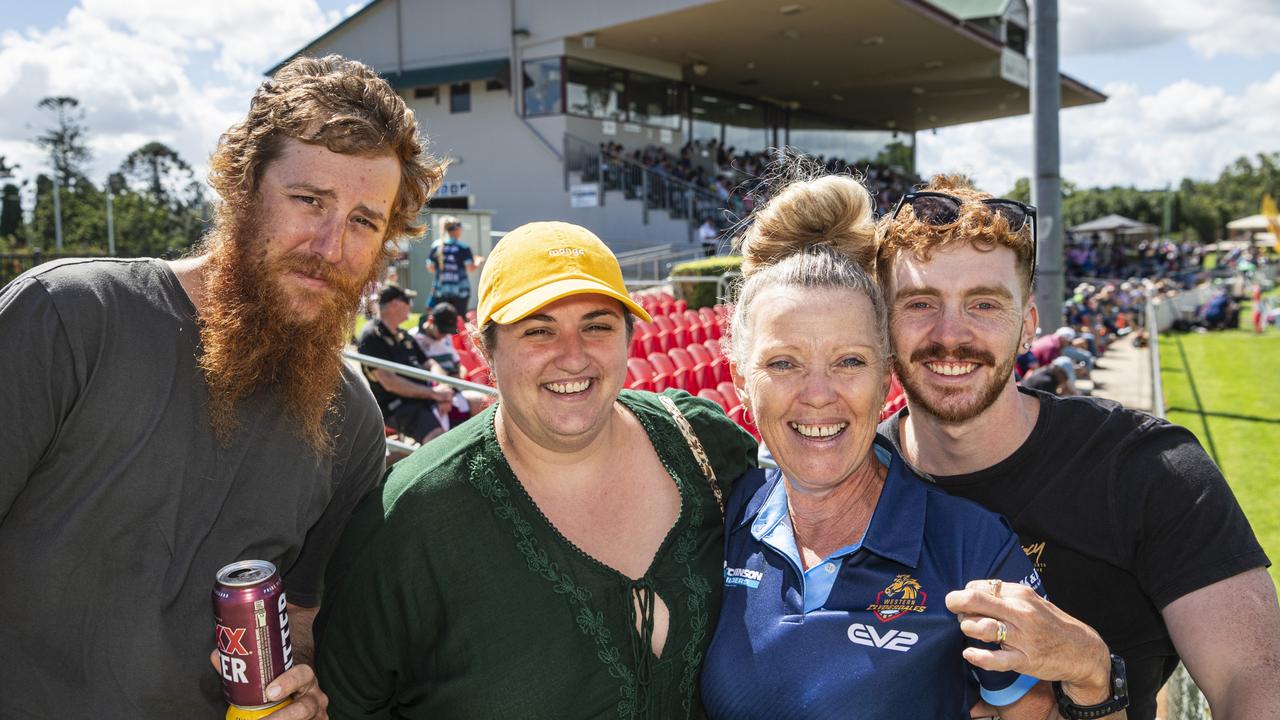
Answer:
[
  {"xmin": 118, "ymin": 142, "xmax": 202, "ymax": 210},
  {"xmin": 34, "ymin": 97, "xmax": 91, "ymax": 190},
  {"xmin": 30, "ymin": 172, "xmax": 107, "ymax": 252},
  {"xmin": 114, "ymin": 143, "xmax": 207, "ymax": 256},
  {"xmin": 0, "ymin": 184, "xmax": 21, "ymax": 243}
]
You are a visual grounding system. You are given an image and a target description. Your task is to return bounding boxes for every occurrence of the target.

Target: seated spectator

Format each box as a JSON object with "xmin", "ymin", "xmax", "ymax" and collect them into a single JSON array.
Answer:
[
  {"xmin": 1022, "ymin": 361, "xmax": 1076, "ymax": 396},
  {"xmin": 358, "ymin": 285, "xmax": 455, "ymax": 443},
  {"xmin": 1029, "ymin": 331, "xmax": 1063, "ymax": 369},
  {"xmin": 1055, "ymin": 326, "xmax": 1096, "ymax": 374},
  {"xmin": 412, "ymin": 302, "xmax": 463, "ymax": 376},
  {"xmin": 412, "ymin": 302, "xmax": 489, "ymax": 425},
  {"xmin": 1199, "ymin": 288, "xmax": 1239, "ymax": 331}
]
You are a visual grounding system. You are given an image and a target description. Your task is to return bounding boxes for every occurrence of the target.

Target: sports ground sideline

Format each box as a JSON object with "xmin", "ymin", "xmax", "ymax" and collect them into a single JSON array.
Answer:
[{"xmin": 1158, "ymin": 291, "xmax": 1280, "ymax": 588}]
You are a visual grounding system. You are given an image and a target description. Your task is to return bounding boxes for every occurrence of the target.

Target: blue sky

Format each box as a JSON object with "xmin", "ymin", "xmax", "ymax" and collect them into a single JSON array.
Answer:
[{"xmin": 2, "ymin": 0, "xmax": 1278, "ymax": 198}]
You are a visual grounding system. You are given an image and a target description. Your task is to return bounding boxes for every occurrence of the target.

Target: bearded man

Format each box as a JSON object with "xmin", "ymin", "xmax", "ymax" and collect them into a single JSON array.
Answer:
[
  {"xmin": 0, "ymin": 55, "xmax": 444, "ymax": 718},
  {"xmin": 875, "ymin": 176, "xmax": 1279, "ymax": 720}
]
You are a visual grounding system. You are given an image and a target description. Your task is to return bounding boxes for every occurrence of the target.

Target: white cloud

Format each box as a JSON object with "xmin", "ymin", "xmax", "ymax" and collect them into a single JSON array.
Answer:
[
  {"xmin": 0, "ymin": 0, "xmax": 344, "ymax": 196},
  {"xmin": 1060, "ymin": 0, "xmax": 1280, "ymax": 59},
  {"xmin": 918, "ymin": 72, "xmax": 1280, "ymax": 194}
]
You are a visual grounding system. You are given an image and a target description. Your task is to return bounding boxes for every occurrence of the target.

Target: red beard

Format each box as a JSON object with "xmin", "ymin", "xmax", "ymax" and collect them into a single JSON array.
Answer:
[{"xmin": 197, "ymin": 211, "xmax": 385, "ymax": 454}]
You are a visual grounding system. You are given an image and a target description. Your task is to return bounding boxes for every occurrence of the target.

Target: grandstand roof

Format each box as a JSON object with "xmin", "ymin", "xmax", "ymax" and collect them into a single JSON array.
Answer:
[
  {"xmin": 563, "ymin": 0, "xmax": 1104, "ymax": 132},
  {"xmin": 272, "ymin": 0, "xmax": 1105, "ymax": 133},
  {"xmin": 927, "ymin": 0, "xmax": 1014, "ymax": 20}
]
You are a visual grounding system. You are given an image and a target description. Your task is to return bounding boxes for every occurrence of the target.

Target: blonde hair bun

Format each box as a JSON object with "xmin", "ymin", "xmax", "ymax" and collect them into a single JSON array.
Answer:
[{"xmin": 739, "ymin": 173, "xmax": 876, "ymax": 277}]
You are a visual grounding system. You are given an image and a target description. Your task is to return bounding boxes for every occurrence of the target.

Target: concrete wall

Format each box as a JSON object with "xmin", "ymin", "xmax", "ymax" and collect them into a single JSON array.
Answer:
[
  {"xmin": 306, "ymin": 0, "xmax": 401, "ymax": 70},
  {"xmin": 409, "ymin": 81, "xmax": 693, "ymax": 254},
  {"xmin": 289, "ymin": 0, "xmax": 712, "ymax": 254},
  {"xmin": 399, "ymin": 0, "xmax": 513, "ymax": 69}
]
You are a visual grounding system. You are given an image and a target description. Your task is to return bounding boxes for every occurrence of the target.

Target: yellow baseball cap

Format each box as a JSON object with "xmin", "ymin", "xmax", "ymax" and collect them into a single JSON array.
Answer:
[{"xmin": 477, "ymin": 221, "xmax": 652, "ymax": 326}]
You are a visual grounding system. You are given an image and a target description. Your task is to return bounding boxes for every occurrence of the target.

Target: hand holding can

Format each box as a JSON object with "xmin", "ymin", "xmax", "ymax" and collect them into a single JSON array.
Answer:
[{"xmin": 213, "ymin": 560, "xmax": 295, "ymax": 720}]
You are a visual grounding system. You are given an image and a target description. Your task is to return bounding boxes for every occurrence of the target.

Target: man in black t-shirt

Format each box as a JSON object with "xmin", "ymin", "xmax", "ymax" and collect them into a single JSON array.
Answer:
[
  {"xmin": 876, "ymin": 176, "xmax": 1279, "ymax": 719},
  {"xmin": 358, "ymin": 284, "xmax": 454, "ymax": 443}
]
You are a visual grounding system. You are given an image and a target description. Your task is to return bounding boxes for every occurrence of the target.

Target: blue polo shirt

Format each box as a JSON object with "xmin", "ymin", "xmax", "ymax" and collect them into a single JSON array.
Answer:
[{"xmin": 702, "ymin": 437, "xmax": 1044, "ymax": 719}]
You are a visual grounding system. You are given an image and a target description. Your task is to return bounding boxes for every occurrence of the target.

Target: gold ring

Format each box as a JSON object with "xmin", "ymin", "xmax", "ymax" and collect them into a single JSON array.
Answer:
[
  {"xmin": 988, "ymin": 579, "xmax": 1002, "ymax": 597},
  {"xmin": 995, "ymin": 621, "xmax": 1008, "ymax": 645}
]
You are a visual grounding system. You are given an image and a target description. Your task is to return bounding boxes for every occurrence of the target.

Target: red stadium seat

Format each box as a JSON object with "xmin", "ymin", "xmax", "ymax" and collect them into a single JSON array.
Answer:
[
  {"xmin": 686, "ymin": 343, "xmax": 728, "ymax": 385},
  {"xmin": 652, "ymin": 315, "xmax": 685, "ymax": 351},
  {"xmin": 728, "ymin": 404, "xmax": 760, "ymax": 440},
  {"xmin": 464, "ymin": 365, "xmax": 492, "ymax": 386},
  {"xmin": 698, "ymin": 306, "xmax": 721, "ymax": 340},
  {"xmin": 717, "ymin": 382, "xmax": 741, "ymax": 411},
  {"xmin": 880, "ymin": 375, "xmax": 907, "ymax": 421},
  {"xmin": 681, "ymin": 310, "xmax": 708, "ymax": 345},
  {"xmin": 647, "ymin": 352, "xmax": 684, "ymax": 392},
  {"xmin": 667, "ymin": 347, "xmax": 701, "ymax": 392},
  {"xmin": 696, "ymin": 388, "xmax": 729, "ymax": 412},
  {"xmin": 626, "ymin": 358, "xmax": 657, "ymax": 392}
]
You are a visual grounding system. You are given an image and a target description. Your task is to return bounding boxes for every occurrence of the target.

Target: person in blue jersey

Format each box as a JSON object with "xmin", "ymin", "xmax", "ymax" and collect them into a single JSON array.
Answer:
[
  {"xmin": 427, "ymin": 216, "xmax": 483, "ymax": 311},
  {"xmin": 700, "ymin": 168, "xmax": 1123, "ymax": 719}
]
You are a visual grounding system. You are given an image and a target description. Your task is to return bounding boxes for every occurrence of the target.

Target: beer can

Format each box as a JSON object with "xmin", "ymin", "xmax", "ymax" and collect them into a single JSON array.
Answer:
[{"xmin": 213, "ymin": 560, "xmax": 295, "ymax": 717}]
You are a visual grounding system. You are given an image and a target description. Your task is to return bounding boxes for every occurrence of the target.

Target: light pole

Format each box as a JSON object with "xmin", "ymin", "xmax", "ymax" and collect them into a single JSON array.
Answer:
[
  {"xmin": 106, "ymin": 190, "xmax": 116, "ymax": 256},
  {"xmin": 52, "ymin": 172, "xmax": 64, "ymax": 251},
  {"xmin": 1031, "ymin": 0, "xmax": 1063, "ymax": 329}
]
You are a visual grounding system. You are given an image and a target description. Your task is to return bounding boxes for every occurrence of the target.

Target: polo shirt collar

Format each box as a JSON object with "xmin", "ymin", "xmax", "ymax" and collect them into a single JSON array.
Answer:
[{"xmin": 741, "ymin": 436, "xmax": 925, "ymax": 569}]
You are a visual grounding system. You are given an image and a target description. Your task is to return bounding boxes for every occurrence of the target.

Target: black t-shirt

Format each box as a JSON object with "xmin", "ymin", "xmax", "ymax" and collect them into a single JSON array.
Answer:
[
  {"xmin": 357, "ymin": 320, "xmax": 432, "ymax": 411},
  {"xmin": 878, "ymin": 388, "xmax": 1268, "ymax": 720}
]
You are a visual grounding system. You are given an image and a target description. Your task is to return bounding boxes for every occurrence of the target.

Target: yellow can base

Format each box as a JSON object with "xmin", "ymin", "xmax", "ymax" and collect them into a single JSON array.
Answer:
[{"xmin": 226, "ymin": 698, "xmax": 291, "ymax": 720}]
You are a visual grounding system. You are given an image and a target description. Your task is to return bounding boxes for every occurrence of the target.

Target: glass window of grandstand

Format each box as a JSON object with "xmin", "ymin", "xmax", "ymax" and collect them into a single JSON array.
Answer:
[
  {"xmin": 788, "ymin": 113, "xmax": 912, "ymax": 173},
  {"xmin": 522, "ymin": 57, "xmax": 562, "ymax": 116},
  {"xmin": 691, "ymin": 93, "xmax": 769, "ymax": 153},
  {"xmin": 626, "ymin": 73, "xmax": 683, "ymax": 130},
  {"xmin": 565, "ymin": 58, "xmax": 624, "ymax": 121},
  {"xmin": 450, "ymin": 83, "xmax": 471, "ymax": 113}
]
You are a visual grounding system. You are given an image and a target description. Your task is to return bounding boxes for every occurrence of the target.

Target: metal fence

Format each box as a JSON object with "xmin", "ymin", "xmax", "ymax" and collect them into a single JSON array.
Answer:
[
  {"xmin": 563, "ymin": 134, "xmax": 729, "ymax": 242},
  {"xmin": 342, "ymin": 350, "xmax": 497, "ymax": 456},
  {"xmin": 1144, "ymin": 288, "xmax": 1212, "ymax": 720}
]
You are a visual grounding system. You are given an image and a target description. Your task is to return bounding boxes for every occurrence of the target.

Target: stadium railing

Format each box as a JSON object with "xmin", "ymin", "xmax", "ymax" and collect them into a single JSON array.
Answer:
[
  {"xmin": 562, "ymin": 133, "xmax": 726, "ymax": 242},
  {"xmin": 342, "ymin": 350, "xmax": 498, "ymax": 456},
  {"xmin": 1145, "ymin": 287, "xmax": 1212, "ymax": 720}
]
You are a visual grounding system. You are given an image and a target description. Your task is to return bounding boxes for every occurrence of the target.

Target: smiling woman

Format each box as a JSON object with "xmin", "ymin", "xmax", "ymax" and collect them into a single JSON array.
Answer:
[
  {"xmin": 700, "ymin": 164, "xmax": 1071, "ymax": 719},
  {"xmin": 314, "ymin": 221, "xmax": 759, "ymax": 719}
]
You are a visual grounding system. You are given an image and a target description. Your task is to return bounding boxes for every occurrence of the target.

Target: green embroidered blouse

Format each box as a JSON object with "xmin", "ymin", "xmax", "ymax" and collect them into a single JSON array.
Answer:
[{"xmin": 315, "ymin": 390, "xmax": 758, "ymax": 719}]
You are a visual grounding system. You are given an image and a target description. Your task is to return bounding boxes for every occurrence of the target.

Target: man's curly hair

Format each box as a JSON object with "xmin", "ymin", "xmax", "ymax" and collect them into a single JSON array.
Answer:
[
  {"xmin": 877, "ymin": 175, "xmax": 1035, "ymax": 297},
  {"xmin": 208, "ymin": 54, "xmax": 445, "ymax": 251}
]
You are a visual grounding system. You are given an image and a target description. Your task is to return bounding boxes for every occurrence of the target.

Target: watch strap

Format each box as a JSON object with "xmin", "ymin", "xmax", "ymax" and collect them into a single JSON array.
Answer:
[{"xmin": 1053, "ymin": 654, "xmax": 1129, "ymax": 720}]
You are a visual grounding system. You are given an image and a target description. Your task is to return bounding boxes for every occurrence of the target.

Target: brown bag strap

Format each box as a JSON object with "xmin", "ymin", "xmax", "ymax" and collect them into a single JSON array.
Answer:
[{"xmin": 659, "ymin": 395, "xmax": 724, "ymax": 517}]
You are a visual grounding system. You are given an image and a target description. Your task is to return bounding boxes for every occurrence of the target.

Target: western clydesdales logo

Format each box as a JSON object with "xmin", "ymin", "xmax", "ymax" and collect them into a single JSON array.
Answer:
[{"xmin": 866, "ymin": 574, "xmax": 927, "ymax": 623}]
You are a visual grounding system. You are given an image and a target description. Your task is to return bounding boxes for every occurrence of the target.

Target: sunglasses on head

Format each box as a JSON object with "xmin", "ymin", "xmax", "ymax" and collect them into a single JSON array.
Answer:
[{"xmin": 890, "ymin": 191, "xmax": 1039, "ymax": 286}]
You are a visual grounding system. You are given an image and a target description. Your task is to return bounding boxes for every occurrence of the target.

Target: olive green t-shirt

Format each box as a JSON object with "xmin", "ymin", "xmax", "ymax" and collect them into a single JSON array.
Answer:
[{"xmin": 315, "ymin": 389, "xmax": 757, "ymax": 719}]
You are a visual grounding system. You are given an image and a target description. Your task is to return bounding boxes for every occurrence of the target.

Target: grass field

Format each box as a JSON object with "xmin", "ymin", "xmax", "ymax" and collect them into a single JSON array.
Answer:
[{"xmin": 1159, "ymin": 289, "xmax": 1280, "ymax": 586}]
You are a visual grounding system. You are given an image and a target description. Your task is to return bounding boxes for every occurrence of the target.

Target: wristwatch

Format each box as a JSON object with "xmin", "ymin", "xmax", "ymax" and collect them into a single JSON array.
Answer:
[{"xmin": 1053, "ymin": 654, "xmax": 1129, "ymax": 719}]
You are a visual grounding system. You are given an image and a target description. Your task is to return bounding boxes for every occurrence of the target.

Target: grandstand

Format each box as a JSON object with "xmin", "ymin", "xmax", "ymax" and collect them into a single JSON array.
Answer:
[{"xmin": 275, "ymin": 0, "xmax": 1104, "ymax": 260}]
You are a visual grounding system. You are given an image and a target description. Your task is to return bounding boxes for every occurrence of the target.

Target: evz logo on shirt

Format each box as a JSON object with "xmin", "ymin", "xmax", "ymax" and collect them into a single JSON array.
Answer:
[
  {"xmin": 848, "ymin": 623, "xmax": 919, "ymax": 652},
  {"xmin": 724, "ymin": 565, "xmax": 763, "ymax": 589}
]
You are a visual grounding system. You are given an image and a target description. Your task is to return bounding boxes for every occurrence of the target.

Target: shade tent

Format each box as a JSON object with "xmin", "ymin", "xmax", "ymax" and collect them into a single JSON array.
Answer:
[
  {"xmin": 1068, "ymin": 214, "xmax": 1158, "ymax": 246},
  {"xmin": 1069, "ymin": 214, "xmax": 1158, "ymax": 235},
  {"xmin": 1227, "ymin": 214, "xmax": 1272, "ymax": 231}
]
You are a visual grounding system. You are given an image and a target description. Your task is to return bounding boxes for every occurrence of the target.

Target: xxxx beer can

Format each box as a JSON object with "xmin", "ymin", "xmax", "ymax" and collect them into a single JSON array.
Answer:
[{"xmin": 213, "ymin": 560, "xmax": 295, "ymax": 720}]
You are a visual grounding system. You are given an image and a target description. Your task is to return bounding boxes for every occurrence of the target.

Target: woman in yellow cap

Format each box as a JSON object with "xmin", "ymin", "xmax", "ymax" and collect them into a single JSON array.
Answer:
[{"xmin": 314, "ymin": 221, "xmax": 757, "ymax": 719}]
